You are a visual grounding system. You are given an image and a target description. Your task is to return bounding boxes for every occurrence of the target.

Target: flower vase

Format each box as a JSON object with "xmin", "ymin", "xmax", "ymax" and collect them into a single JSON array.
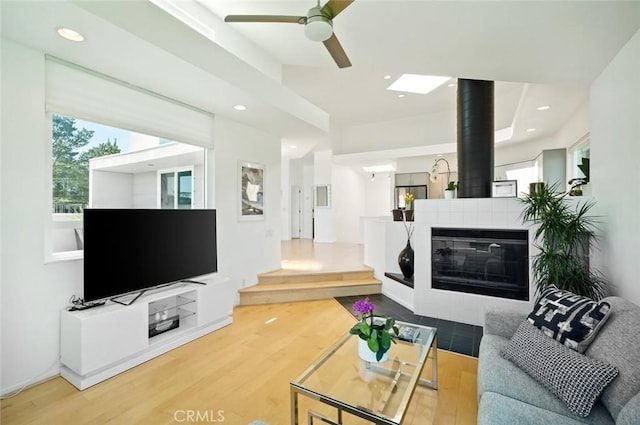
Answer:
[
  {"xmin": 404, "ymin": 209, "xmax": 414, "ymax": 221},
  {"xmin": 398, "ymin": 239, "xmax": 414, "ymax": 279},
  {"xmin": 358, "ymin": 338, "xmax": 389, "ymax": 363}
]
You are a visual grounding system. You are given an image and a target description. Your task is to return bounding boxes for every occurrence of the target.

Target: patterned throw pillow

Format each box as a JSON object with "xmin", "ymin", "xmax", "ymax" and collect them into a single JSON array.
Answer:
[
  {"xmin": 501, "ymin": 321, "xmax": 618, "ymax": 417},
  {"xmin": 527, "ymin": 285, "xmax": 611, "ymax": 353}
]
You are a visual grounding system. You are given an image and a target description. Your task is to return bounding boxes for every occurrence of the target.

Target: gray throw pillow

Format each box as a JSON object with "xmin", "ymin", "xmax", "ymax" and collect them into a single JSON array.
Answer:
[
  {"xmin": 527, "ymin": 285, "xmax": 611, "ymax": 353},
  {"xmin": 501, "ymin": 321, "xmax": 618, "ymax": 418}
]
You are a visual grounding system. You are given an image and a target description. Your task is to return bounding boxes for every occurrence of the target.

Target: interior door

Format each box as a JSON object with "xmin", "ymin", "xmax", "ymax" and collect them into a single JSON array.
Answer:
[{"xmin": 291, "ymin": 186, "xmax": 302, "ymax": 239}]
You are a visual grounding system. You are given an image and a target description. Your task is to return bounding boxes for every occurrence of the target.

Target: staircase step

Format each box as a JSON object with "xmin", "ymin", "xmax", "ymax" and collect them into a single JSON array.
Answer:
[
  {"xmin": 239, "ymin": 278, "xmax": 381, "ymax": 305},
  {"xmin": 258, "ymin": 268, "xmax": 374, "ymax": 285}
]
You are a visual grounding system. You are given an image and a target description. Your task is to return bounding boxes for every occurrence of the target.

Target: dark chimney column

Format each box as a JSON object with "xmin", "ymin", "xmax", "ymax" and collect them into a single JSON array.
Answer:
[{"xmin": 457, "ymin": 79, "xmax": 494, "ymax": 198}]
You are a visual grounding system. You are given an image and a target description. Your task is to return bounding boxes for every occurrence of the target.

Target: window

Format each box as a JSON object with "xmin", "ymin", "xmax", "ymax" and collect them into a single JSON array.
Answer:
[
  {"xmin": 159, "ymin": 169, "xmax": 193, "ymax": 209},
  {"xmin": 45, "ymin": 58, "xmax": 214, "ymax": 261},
  {"xmin": 570, "ymin": 138, "xmax": 590, "ymax": 180},
  {"xmin": 50, "ymin": 114, "xmax": 205, "ymax": 255},
  {"xmin": 494, "ymin": 160, "xmax": 537, "ymax": 197}
]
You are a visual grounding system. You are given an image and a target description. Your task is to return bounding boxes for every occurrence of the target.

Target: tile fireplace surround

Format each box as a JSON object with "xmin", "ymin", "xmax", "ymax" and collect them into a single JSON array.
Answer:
[{"xmin": 363, "ymin": 198, "xmax": 538, "ymax": 327}]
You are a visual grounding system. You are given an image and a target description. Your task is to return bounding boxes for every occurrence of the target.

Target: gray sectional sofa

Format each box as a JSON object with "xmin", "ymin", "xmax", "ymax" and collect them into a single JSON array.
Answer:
[{"xmin": 477, "ymin": 296, "xmax": 640, "ymax": 425}]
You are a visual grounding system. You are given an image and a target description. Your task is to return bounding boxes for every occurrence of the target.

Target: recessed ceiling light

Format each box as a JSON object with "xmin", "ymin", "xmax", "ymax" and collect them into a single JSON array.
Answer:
[
  {"xmin": 536, "ymin": 105, "xmax": 551, "ymax": 111},
  {"xmin": 289, "ymin": 145, "xmax": 297, "ymax": 149},
  {"xmin": 383, "ymin": 75, "xmax": 392, "ymax": 80},
  {"xmin": 387, "ymin": 74, "xmax": 450, "ymax": 95},
  {"xmin": 233, "ymin": 104, "xmax": 247, "ymax": 111},
  {"xmin": 398, "ymin": 94, "xmax": 406, "ymax": 98},
  {"xmin": 526, "ymin": 128, "xmax": 537, "ymax": 132},
  {"xmin": 448, "ymin": 83, "xmax": 455, "ymax": 88},
  {"xmin": 56, "ymin": 27, "xmax": 85, "ymax": 42}
]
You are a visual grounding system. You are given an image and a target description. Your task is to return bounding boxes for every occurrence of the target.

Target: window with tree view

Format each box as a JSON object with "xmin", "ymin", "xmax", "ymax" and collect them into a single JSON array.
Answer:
[
  {"xmin": 52, "ymin": 115, "xmax": 121, "ymax": 213},
  {"xmin": 50, "ymin": 114, "xmax": 206, "ymax": 255}
]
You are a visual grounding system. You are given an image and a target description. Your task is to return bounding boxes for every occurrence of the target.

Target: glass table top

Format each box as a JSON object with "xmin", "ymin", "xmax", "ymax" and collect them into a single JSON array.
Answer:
[{"xmin": 291, "ymin": 322, "xmax": 437, "ymax": 425}]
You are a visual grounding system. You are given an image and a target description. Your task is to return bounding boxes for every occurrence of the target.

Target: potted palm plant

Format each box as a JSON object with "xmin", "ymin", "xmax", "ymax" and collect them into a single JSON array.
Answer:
[{"xmin": 519, "ymin": 183, "xmax": 606, "ymax": 300}]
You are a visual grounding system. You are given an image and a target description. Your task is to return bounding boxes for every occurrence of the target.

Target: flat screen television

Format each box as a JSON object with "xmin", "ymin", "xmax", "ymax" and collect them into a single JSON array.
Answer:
[{"xmin": 83, "ymin": 208, "xmax": 217, "ymax": 303}]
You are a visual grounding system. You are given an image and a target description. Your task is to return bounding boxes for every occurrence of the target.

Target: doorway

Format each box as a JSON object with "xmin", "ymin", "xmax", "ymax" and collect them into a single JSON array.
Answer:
[{"xmin": 291, "ymin": 186, "xmax": 302, "ymax": 239}]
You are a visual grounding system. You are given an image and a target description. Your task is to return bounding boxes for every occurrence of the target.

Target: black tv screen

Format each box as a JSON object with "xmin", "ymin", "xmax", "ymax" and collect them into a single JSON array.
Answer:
[{"xmin": 83, "ymin": 209, "xmax": 217, "ymax": 302}]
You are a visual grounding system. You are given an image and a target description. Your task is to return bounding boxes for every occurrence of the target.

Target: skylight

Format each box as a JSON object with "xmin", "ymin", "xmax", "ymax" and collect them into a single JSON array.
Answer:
[{"xmin": 387, "ymin": 74, "xmax": 451, "ymax": 95}]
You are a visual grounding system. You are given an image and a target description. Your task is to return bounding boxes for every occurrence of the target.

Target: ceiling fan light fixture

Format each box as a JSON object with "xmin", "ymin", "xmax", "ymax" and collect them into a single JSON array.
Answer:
[{"xmin": 304, "ymin": 6, "xmax": 333, "ymax": 41}]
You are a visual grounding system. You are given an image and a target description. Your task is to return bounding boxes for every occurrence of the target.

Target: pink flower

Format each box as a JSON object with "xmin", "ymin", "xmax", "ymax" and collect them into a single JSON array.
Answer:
[{"xmin": 353, "ymin": 297, "xmax": 375, "ymax": 316}]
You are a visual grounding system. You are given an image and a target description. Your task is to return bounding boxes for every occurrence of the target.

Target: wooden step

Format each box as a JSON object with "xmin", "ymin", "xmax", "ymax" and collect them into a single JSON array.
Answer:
[
  {"xmin": 257, "ymin": 267, "xmax": 375, "ymax": 285},
  {"xmin": 239, "ymin": 278, "xmax": 382, "ymax": 305}
]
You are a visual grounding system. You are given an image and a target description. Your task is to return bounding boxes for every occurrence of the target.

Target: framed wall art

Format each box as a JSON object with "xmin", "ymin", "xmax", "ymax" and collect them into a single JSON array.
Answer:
[
  {"xmin": 314, "ymin": 184, "xmax": 331, "ymax": 209},
  {"xmin": 239, "ymin": 161, "xmax": 264, "ymax": 220}
]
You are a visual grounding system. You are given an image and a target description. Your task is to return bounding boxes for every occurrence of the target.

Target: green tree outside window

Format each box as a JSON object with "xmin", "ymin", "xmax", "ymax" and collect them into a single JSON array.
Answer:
[{"xmin": 52, "ymin": 114, "xmax": 121, "ymax": 212}]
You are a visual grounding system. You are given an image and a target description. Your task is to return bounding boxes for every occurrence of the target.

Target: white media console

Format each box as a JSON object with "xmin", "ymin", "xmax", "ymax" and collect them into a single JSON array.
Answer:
[{"xmin": 60, "ymin": 275, "xmax": 234, "ymax": 390}]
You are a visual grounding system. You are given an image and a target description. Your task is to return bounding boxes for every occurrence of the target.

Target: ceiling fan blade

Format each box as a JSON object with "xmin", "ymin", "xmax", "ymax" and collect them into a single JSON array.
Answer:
[
  {"xmin": 323, "ymin": 33, "xmax": 351, "ymax": 68},
  {"xmin": 224, "ymin": 15, "xmax": 305, "ymax": 24},
  {"xmin": 321, "ymin": 0, "xmax": 354, "ymax": 19}
]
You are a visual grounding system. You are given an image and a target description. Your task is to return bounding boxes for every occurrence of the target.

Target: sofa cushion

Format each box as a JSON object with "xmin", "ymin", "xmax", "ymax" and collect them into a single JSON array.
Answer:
[
  {"xmin": 527, "ymin": 285, "xmax": 611, "ymax": 353},
  {"xmin": 586, "ymin": 296, "xmax": 640, "ymax": 421},
  {"xmin": 616, "ymin": 391, "xmax": 640, "ymax": 425},
  {"xmin": 501, "ymin": 321, "xmax": 618, "ymax": 417},
  {"xmin": 478, "ymin": 334, "xmax": 614, "ymax": 425},
  {"xmin": 478, "ymin": 391, "xmax": 600, "ymax": 425},
  {"xmin": 483, "ymin": 308, "xmax": 527, "ymax": 339}
]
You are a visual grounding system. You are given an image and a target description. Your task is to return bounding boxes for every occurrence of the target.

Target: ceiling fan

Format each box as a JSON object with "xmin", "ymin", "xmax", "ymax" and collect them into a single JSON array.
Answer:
[{"xmin": 224, "ymin": 0, "xmax": 354, "ymax": 68}]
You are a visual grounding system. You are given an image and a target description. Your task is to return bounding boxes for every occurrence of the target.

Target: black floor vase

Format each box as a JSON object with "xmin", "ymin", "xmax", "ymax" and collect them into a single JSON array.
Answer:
[{"xmin": 398, "ymin": 239, "xmax": 414, "ymax": 279}]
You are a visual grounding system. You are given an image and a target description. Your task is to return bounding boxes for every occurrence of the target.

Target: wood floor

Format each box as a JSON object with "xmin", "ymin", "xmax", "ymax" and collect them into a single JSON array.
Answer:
[
  {"xmin": 2, "ymin": 241, "xmax": 478, "ymax": 424},
  {"xmin": 1, "ymin": 299, "xmax": 478, "ymax": 425}
]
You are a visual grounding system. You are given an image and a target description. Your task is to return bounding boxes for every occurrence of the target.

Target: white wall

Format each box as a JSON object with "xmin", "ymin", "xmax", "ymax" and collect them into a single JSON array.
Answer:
[
  {"xmin": 213, "ymin": 116, "xmax": 281, "ymax": 293},
  {"xmin": 91, "ymin": 164, "xmax": 206, "ymax": 209},
  {"xmin": 313, "ymin": 150, "xmax": 335, "ymax": 243},
  {"xmin": 362, "ymin": 218, "xmax": 414, "ymax": 310},
  {"xmin": 332, "ymin": 165, "xmax": 364, "ymax": 243},
  {"xmin": 493, "ymin": 102, "xmax": 588, "ymax": 170},
  {"xmin": 1, "ymin": 39, "xmax": 79, "ymax": 393},
  {"xmin": 553, "ymin": 102, "xmax": 590, "ymax": 148},
  {"xmin": 339, "ymin": 109, "xmax": 455, "ymax": 155},
  {"xmin": 90, "ymin": 171, "xmax": 134, "ymax": 207},
  {"xmin": 133, "ymin": 171, "xmax": 158, "ymax": 208},
  {"xmin": 590, "ymin": 29, "xmax": 640, "ymax": 304},
  {"xmin": 0, "ymin": 39, "xmax": 282, "ymax": 393},
  {"xmin": 280, "ymin": 158, "xmax": 291, "ymax": 241},
  {"xmin": 494, "ymin": 136, "xmax": 554, "ymax": 167},
  {"xmin": 193, "ymin": 163, "xmax": 206, "ymax": 208},
  {"xmin": 364, "ymin": 172, "xmax": 393, "ymax": 218},
  {"xmin": 302, "ymin": 164, "xmax": 314, "ymax": 239}
]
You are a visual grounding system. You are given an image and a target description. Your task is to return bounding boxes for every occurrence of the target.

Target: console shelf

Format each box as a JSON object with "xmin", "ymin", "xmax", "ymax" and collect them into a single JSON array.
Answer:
[{"xmin": 60, "ymin": 275, "xmax": 234, "ymax": 390}]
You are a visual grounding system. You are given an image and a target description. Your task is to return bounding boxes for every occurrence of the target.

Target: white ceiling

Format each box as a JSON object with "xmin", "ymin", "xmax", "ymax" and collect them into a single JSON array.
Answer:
[
  {"xmin": 2, "ymin": 0, "xmax": 639, "ymax": 167},
  {"xmin": 199, "ymin": 0, "xmax": 639, "ymax": 162}
]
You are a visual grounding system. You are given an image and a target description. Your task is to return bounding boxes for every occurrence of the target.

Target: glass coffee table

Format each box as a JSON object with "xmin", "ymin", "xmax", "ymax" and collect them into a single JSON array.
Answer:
[{"xmin": 290, "ymin": 321, "xmax": 437, "ymax": 425}]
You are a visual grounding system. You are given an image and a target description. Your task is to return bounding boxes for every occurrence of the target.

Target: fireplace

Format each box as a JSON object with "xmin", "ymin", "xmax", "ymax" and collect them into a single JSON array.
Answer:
[{"xmin": 431, "ymin": 227, "xmax": 529, "ymax": 300}]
